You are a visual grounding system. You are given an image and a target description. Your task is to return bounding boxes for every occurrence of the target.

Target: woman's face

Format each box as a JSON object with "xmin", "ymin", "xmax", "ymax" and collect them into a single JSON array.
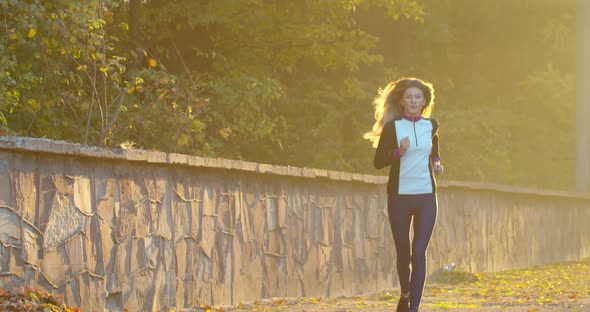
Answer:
[{"xmin": 400, "ymin": 87, "xmax": 425, "ymax": 117}]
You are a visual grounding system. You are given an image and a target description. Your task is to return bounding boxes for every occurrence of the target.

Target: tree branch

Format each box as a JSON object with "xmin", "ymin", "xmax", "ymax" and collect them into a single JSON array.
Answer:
[
  {"xmin": 84, "ymin": 97, "xmax": 94, "ymax": 145},
  {"xmin": 98, "ymin": 88, "xmax": 126, "ymax": 147}
]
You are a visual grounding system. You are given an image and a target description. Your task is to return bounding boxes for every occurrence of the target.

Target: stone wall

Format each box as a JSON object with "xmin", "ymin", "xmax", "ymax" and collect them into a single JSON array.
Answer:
[{"xmin": 0, "ymin": 136, "xmax": 589, "ymax": 311}]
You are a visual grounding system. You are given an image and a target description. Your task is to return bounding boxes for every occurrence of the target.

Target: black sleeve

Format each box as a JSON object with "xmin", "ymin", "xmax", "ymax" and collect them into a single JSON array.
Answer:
[
  {"xmin": 373, "ymin": 121, "xmax": 399, "ymax": 169},
  {"xmin": 430, "ymin": 119, "xmax": 440, "ymax": 162}
]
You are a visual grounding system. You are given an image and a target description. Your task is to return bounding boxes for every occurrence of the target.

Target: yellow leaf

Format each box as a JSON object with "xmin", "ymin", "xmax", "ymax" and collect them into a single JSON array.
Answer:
[
  {"xmin": 76, "ymin": 65, "xmax": 87, "ymax": 71},
  {"xmin": 28, "ymin": 28, "xmax": 37, "ymax": 38},
  {"xmin": 148, "ymin": 58, "xmax": 157, "ymax": 67},
  {"xmin": 219, "ymin": 127, "xmax": 232, "ymax": 140}
]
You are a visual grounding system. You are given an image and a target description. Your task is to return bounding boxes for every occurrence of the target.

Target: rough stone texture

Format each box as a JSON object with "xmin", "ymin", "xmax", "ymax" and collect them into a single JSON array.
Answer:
[{"xmin": 0, "ymin": 136, "xmax": 589, "ymax": 311}]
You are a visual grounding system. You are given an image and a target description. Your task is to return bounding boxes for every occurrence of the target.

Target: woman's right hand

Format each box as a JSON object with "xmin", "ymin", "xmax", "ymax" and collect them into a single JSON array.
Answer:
[{"xmin": 399, "ymin": 137, "xmax": 410, "ymax": 155}]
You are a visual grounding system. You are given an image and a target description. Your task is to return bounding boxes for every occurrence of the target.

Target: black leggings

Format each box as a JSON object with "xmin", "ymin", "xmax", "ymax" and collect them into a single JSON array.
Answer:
[{"xmin": 388, "ymin": 193, "xmax": 437, "ymax": 311}]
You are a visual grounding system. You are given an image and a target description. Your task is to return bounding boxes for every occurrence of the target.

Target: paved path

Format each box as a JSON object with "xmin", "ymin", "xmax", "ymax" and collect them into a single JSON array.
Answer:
[
  {"xmin": 213, "ymin": 287, "xmax": 589, "ymax": 312},
  {"xmin": 207, "ymin": 258, "xmax": 590, "ymax": 312}
]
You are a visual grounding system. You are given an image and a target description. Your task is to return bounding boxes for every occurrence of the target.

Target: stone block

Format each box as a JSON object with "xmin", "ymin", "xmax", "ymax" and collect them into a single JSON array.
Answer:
[
  {"xmin": 143, "ymin": 236, "xmax": 160, "ymax": 268},
  {"xmin": 22, "ymin": 138, "xmax": 52, "ymax": 153},
  {"xmin": 0, "ymin": 160, "xmax": 12, "ymax": 206},
  {"xmin": 116, "ymin": 177, "xmax": 150, "ymax": 241},
  {"xmin": 156, "ymin": 204, "xmax": 173, "ymax": 241},
  {"xmin": 130, "ymin": 238, "xmax": 147, "ymax": 274},
  {"xmin": 257, "ymin": 163, "xmax": 273, "ymax": 174},
  {"xmin": 0, "ymin": 273, "xmax": 23, "ymax": 291},
  {"xmin": 168, "ymin": 153, "xmax": 188, "ymax": 165},
  {"xmin": 187, "ymin": 155, "xmax": 205, "ymax": 167},
  {"xmin": 314, "ymin": 169, "xmax": 329, "ymax": 178},
  {"xmin": 124, "ymin": 149, "xmax": 149, "ymax": 162},
  {"xmin": 14, "ymin": 171, "xmax": 37, "ymax": 222},
  {"xmin": 52, "ymin": 175, "xmax": 74, "ymax": 194},
  {"xmin": 114, "ymin": 240, "xmax": 131, "ymax": 292},
  {"xmin": 187, "ymin": 250, "xmax": 213, "ymax": 305},
  {"xmin": 78, "ymin": 146, "xmax": 105, "ymax": 159},
  {"xmin": 287, "ymin": 166, "xmax": 302, "ymax": 177},
  {"xmin": 23, "ymin": 226, "xmax": 42, "ymax": 267},
  {"xmin": 339, "ymin": 172, "xmax": 352, "ymax": 181},
  {"xmin": 175, "ymin": 279, "xmax": 186, "ymax": 309},
  {"xmin": 8, "ymin": 246, "xmax": 25, "ymax": 279},
  {"xmin": 204, "ymin": 157, "xmax": 222, "ymax": 168},
  {"xmin": 64, "ymin": 270, "xmax": 81, "ymax": 308},
  {"xmin": 273, "ymin": 165, "xmax": 287, "ymax": 175},
  {"xmin": 175, "ymin": 239, "xmax": 188, "ymax": 279},
  {"xmin": 147, "ymin": 151, "xmax": 167, "ymax": 164},
  {"xmin": 0, "ymin": 208, "xmax": 21, "ymax": 246},
  {"xmin": 172, "ymin": 196, "xmax": 191, "ymax": 243},
  {"xmin": 96, "ymin": 177, "xmax": 117, "ymax": 226},
  {"xmin": 50, "ymin": 140, "xmax": 78, "ymax": 155},
  {"xmin": 327, "ymin": 170, "xmax": 340, "ymax": 180},
  {"xmin": 161, "ymin": 240, "xmax": 174, "ymax": 277},
  {"xmin": 351, "ymin": 173, "xmax": 364, "ymax": 182},
  {"xmin": 151, "ymin": 268, "xmax": 168, "ymax": 311},
  {"xmin": 241, "ymin": 161, "xmax": 258, "ymax": 172},
  {"xmin": 302, "ymin": 168, "xmax": 316, "ymax": 178},
  {"xmin": 222, "ymin": 159, "xmax": 239, "ymax": 170},
  {"xmin": 0, "ymin": 137, "xmax": 18, "ymax": 149},
  {"xmin": 100, "ymin": 220, "xmax": 115, "ymax": 276},
  {"xmin": 79, "ymin": 273, "xmax": 106, "ymax": 312},
  {"xmin": 73, "ymin": 176, "xmax": 93, "ymax": 215},
  {"xmin": 86, "ymin": 216, "xmax": 104, "ymax": 276},
  {"xmin": 38, "ymin": 175, "xmax": 56, "ymax": 232},
  {"xmin": 44, "ymin": 193, "xmax": 87, "ymax": 250},
  {"xmin": 66, "ymin": 234, "xmax": 85, "ymax": 272}
]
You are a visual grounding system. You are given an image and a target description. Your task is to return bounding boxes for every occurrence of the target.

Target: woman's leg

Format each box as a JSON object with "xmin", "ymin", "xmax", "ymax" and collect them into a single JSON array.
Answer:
[
  {"xmin": 387, "ymin": 195, "xmax": 413, "ymax": 295},
  {"xmin": 409, "ymin": 193, "xmax": 438, "ymax": 311}
]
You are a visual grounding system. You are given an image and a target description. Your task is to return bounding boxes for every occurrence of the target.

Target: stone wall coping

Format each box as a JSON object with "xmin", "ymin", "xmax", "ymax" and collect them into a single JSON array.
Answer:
[{"xmin": 1, "ymin": 136, "xmax": 589, "ymax": 200}]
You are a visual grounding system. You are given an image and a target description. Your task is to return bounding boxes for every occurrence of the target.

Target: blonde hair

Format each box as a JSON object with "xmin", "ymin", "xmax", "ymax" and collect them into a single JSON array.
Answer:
[{"xmin": 364, "ymin": 77, "xmax": 435, "ymax": 148}]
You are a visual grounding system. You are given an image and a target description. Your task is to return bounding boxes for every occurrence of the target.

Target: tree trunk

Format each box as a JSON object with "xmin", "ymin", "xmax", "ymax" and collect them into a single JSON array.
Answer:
[{"xmin": 576, "ymin": 0, "xmax": 590, "ymax": 192}]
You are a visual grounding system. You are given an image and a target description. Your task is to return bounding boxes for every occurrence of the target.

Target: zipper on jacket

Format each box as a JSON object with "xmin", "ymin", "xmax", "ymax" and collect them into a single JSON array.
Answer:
[{"xmin": 412, "ymin": 118, "xmax": 418, "ymax": 146}]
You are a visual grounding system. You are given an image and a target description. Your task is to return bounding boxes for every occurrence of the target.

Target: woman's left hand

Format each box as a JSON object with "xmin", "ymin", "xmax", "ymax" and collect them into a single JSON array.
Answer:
[{"xmin": 434, "ymin": 162, "xmax": 444, "ymax": 175}]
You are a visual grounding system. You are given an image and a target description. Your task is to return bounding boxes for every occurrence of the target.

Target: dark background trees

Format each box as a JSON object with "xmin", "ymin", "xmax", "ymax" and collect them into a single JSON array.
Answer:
[{"xmin": 0, "ymin": 0, "xmax": 576, "ymax": 190}]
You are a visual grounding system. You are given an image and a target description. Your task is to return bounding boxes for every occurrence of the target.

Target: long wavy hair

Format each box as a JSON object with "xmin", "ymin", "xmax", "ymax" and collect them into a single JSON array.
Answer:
[{"xmin": 364, "ymin": 77, "xmax": 435, "ymax": 148}]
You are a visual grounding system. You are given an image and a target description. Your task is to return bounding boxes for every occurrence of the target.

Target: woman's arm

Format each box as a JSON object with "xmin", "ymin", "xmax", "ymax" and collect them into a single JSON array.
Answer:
[
  {"xmin": 431, "ymin": 132, "xmax": 440, "ymax": 164},
  {"xmin": 430, "ymin": 120, "xmax": 443, "ymax": 175},
  {"xmin": 374, "ymin": 121, "xmax": 399, "ymax": 169}
]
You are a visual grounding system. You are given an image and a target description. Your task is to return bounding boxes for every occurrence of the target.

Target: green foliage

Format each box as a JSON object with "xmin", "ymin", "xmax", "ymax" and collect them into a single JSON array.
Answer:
[
  {"xmin": 0, "ymin": 0, "xmax": 579, "ymax": 190},
  {"xmin": 132, "ymin": 0, "xmax": 425, "ymax": 163},
  {"xmin": 0, "ymin": 0, "xmax": 204, "ymax": 149}
]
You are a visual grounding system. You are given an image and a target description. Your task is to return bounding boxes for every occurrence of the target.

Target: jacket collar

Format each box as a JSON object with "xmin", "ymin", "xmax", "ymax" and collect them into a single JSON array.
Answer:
[{"xmin": 401, "ymin": 113, "xmax": 422, "ymax": 122}]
